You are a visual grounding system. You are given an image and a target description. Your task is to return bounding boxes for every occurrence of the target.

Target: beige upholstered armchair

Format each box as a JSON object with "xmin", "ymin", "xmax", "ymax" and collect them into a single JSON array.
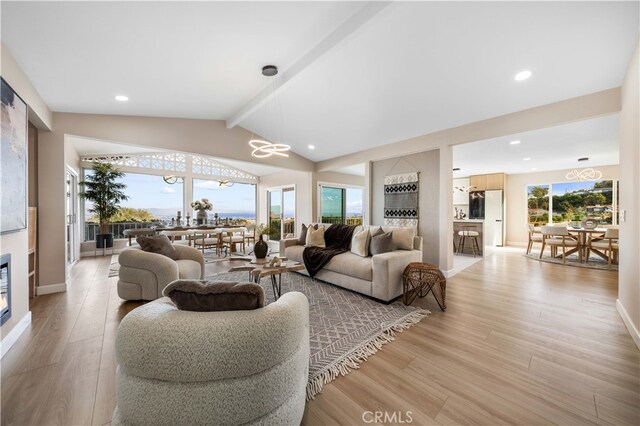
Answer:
[
  {"xmin": 117, "ymin": 245, "xmax": 205, "ymax": 301},
  {"xmin": 112, "ymin": 291, "xmax": 310, "ymax": 426}
]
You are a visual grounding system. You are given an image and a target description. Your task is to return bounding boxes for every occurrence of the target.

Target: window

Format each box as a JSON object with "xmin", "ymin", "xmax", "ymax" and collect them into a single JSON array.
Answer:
[
  {"xmin": 526, "ymin": 180, "xmax": 617, "ymax": 227},
  {"xmin": 320, "ymin": 185, "xmax": 364, "ymax": 225},
  {"xmin": 551, "ymin": 180, "xmax": 613, "ymax": 224},
  {"xmin": 83, "ymin": 171, "xmax": 183, "ymax": 241},
  {"xmin": 192, "ymin": 179, "xmax": 256, "ymax": 225},
  {"xmin": 527, "ymin": 185, "xmax": 549, "ymax": 226}
]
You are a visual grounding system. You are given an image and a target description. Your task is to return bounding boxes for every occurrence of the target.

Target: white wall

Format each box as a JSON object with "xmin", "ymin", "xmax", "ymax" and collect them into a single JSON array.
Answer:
[
  {"xmin": 1, "ymin": 44, "xmax": 52, "ymax": 344},
  {"xmin": 370, "ymin": 150, "xmax": 440, "ymax": 265},
  {"xmin": 505, "ymin": 165, "xmax": 620, "ymax": 246},
  {"xmin": 257, "ymin": 170, "xmax": 314, "ymax": 237},
  {"xmin": 617, "ymin": 38, "xmax": 640, "ymax": 348}
]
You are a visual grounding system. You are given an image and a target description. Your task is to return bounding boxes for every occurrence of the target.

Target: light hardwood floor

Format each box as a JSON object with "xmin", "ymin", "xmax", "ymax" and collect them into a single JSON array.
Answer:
[{"xmin": 1, "ymin": 251, "xmax": 638, "ymax": 425}]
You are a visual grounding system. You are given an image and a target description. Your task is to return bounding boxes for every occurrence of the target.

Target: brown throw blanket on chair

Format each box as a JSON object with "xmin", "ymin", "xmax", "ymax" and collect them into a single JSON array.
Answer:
[{"xmin": 303, "ymin": 224, "xmax": 356, "ymax": 278}]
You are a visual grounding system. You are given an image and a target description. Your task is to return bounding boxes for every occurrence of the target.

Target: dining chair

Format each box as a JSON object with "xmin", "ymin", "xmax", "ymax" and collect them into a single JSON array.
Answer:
[
  {"xmin": 244, "ymin": 224, "xmax": 256, "ymax": 247},
  {"xmin": 540, "ymin": 226, "xmax": 580, "ymax": 264},
  {"xmin": 587, "ymin": 228, "xmax": 619, "ymax": 269},
  {"xmin": 526, "ymin": 224, "xmax": 543, "ymax": 255},
  {"xmin": 193, "ymin": 230, "xmax": 222, "ymax": 255},
  {"xmin": 220, "ymin": 227, "xmax": 247, "ymax": 254}
]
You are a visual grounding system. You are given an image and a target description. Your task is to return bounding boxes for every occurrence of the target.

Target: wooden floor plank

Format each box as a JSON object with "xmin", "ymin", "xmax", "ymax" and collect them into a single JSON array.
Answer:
[{"xmin": 0, "ymin": 250, "xmax": 637, "ymax": 426}]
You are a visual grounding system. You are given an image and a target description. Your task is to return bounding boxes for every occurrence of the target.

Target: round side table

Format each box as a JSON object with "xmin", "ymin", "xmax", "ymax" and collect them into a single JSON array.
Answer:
[{"xmin": 402, "ymin": 262, "xmax": 446, "ymax": 310}]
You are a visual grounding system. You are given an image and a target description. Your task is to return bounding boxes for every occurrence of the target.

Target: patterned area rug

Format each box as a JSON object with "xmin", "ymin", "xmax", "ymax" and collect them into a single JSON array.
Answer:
[
  {"xmin": 206, "ymin": 271, "xmax": 429, "ymax": 400},
  {"xmin": 524, "ymin": 252, "xmax": 618, "ymax": 271},
  {"xmin": 108, "ymin": 252, "xmax": 229, "ymax": 278}
]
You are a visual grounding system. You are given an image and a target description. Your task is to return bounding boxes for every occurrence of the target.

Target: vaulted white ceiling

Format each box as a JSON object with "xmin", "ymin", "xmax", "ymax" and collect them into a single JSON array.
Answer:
[{"xmin": 2, "ymin": 1, "xmax": 638, "ymax": 163}]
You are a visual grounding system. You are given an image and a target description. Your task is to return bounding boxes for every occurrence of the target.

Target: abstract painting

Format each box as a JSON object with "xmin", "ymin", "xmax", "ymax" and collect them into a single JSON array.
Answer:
[{"xmin": 1, "ymin": 78, "xmax": 28, "ymax": 234}]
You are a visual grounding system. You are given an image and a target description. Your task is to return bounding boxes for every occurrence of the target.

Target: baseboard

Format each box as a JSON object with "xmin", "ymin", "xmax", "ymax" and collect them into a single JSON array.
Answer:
[
  {"xmin": 441, "ymin": 268, "xmax": 456, "ymax": 278},
  {"xmin": 80, "ymin": 249, "xmax": 123, "ymax": 258},
  {"xmin": 616, "ymin": 299, "xmax": 640, "ymax": 350},
  {"xmin": 35, "ymin": 283, "xmax": 67, "ymax": 295},
  {"xmin": 1, "ymin": 311, "xmax": 32, "ymax": 358}
]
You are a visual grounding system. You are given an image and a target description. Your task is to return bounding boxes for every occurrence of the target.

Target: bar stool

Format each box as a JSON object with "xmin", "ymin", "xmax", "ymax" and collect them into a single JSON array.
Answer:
[{"xmin": 457, "ymin": 225, "xmax": 480, "ymax": 257}]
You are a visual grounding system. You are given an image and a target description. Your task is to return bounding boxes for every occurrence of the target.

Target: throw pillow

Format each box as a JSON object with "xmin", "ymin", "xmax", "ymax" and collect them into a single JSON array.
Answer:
[
  {"xmin": 383, "ymin": 226, "xmax": 417, "ymax": 250},
  {"xmin": 350, "ymin": 227, "xmax": 370, "ymax": 257},
  {"xmin": 136, "ymin": 235, "xmax": 179, "ymax": 260},
  {"xmin": 369, "ymin": 231, "xmax": 394, "ymax": 255},
  {"xmin": 298, "ymin": 223, "xmax": 318, "ymax": 245},
  {"xmin": 162, "ymin": 280, "xmax": 264, "ymax": 311},
  {"xmin": 305, "ymin": 225, "xmax": 326, "ymax": 248}
]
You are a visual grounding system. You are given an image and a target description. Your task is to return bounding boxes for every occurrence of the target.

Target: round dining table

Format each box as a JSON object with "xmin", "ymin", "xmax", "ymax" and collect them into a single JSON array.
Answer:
[{"xmin": 565, "ymin": 226, "xmax": 608, "ymax": 262}]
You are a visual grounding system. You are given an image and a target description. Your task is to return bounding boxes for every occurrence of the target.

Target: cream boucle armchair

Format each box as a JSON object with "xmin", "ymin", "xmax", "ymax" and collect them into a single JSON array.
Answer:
[
  {"xmin": 112, "ymin": 291, "xmax": 310, "ymax": 426},
  {"xmin": 117, "ymin": 245, "xmax": 205, "ymax": 301}
]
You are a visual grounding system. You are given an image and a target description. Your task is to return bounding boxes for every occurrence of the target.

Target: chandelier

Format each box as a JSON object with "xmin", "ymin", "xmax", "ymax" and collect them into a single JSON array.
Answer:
[
  {"xmin": 249, "ymin": 65, "xmax": 292, "ymax": 159},
  {"xmin": 217, "ymin": 179, "xmax": 234, "ymax": 188},
  {"xmin": 566, "ymin": 168, "xmax": 602, "ymax": 182}
]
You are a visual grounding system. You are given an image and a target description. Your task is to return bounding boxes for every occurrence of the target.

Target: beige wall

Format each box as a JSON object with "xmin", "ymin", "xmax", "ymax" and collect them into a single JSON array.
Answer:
[
  {"xmin": 257, "ymin": 170, "xmax": 314, "ymax": 239},
  {"xmin": 618, "ymin": 38, "xmax": 640, "ymax": 348},
  {"xmin": 505, "ymin": 165, "xmax": 620, "ymax": 246},
  {"xmin": 1, "ymin": 44, "xmax": 51, "ymax": 341},
  {"xmin": 1, "ymin": 43, "xmax": 53, "ymax": 130},
  {"xmin": 371, "ymin": 150, "xmax": 440, "ymax": 265},
  {"xmin": 316, "ymin": 171, "xmax": 364, "ymax": 187}
]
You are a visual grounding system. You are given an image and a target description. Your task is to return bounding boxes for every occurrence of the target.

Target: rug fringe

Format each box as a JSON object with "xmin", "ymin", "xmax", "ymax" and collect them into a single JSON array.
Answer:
[{"xmin": 305, "ymin": 309, "xmax": 429, "ymax": 400}]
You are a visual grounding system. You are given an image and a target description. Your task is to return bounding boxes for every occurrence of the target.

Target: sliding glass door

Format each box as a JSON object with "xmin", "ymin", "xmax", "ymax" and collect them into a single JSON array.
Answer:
[
  {"xmin": 267, "ymin": 186, "xmax": 296, "ymax": 241},
  {"xmin": 319, "ymin": 185, "xmax": 363, "ymax": 225}
]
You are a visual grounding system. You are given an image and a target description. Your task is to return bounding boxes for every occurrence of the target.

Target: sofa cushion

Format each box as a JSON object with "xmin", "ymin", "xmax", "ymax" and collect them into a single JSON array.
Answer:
[
  {"xmin": 381, "ymin": 226, "xmax": 418, "ymax": 250},
  {"xmin": 350, "ymin": 227, "xmax": 370, "ymax": 257},
  {"xmin": 370, "ymin": 231, "xmax": 394, "ymax": 255},
  {"xmin": 176, "ymin": 259, "xmax": 203, "ymax": 279},
  {"xmin": 298, "ymin": 223, "xmax": 318, "ymax": 245},
  {"xmin": 162, "ymin": 280, "xmax": 264, "ymax": 311},
  {"xmin": 305, "ymin": 226, "xmax": 326, "ymax": 248},
  {"xmin": 285, "ymin": 245, "xmax": 305, "ymax": 264},
  {"xmin": 136, "ymin": 235, "xmax": 179, "ymax": 260},
  {"xmin": 324, "ymin": 252, "xmax": 373, "ymax": 281}
]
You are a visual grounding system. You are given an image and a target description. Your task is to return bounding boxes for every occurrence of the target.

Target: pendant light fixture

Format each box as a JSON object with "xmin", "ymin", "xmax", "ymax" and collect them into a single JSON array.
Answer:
[{"xmin": 249, "ymin": 65, "xmax": 291, "ymax": 159}]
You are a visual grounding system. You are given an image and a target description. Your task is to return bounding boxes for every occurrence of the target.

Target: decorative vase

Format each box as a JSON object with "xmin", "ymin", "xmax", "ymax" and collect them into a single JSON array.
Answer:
[
  {"xmin": 254, "ymin": 235, "xmax": 269, "ymax": 259},
  {"xmin": 196, "ymin": 209, "xmax": 208, "ymax": 225}
]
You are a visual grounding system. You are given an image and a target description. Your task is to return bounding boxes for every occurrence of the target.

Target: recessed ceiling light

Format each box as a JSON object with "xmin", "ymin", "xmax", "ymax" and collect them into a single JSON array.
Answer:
[
  {"xmin": 578, "ymin": 157, "xmax": 589, "ymax": 162},
  {"xmin": 523, "ymin": 157, "xmax": 531, "ymax": 161},
  {"xmin": 308, "ymin": 145, "xmax": 315, "ymax": 150},
  {"xmin": 531, "ymin": 168, "xmax": 538, "ymax": 171},
  {"xmin": 510, "ymin": 140, "xmax": 521, "ymax": 145},
  {"xmin": 114, "ymin": 95, "xmax": 129, "ymax": 102},
  {"xmin": 514, "ymin": 70, "xmax": 532, "ymax": 81}
]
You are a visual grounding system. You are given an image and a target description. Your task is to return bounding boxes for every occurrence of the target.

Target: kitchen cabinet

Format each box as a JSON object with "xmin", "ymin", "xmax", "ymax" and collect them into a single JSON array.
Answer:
[
  {"xmin": 469, "ymin": 175, "xmax": 486, "ymax": 191},
  {"xmin": 485, "ymin": 173, "xmax": 505, "ymax": 190}
]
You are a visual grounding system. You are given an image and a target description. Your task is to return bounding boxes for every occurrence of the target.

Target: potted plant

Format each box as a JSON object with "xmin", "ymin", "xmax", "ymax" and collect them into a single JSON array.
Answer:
[
  {"xmin": 80, "ymin": 162, "xmax": 128, "ymax": 249},
  {"xmin": 191, "ymin": 198, "xmax": 213, "ymax": 225},
  {"xmin": 253, "ymin": 223, "xmax": 277, "ymax": 259}
]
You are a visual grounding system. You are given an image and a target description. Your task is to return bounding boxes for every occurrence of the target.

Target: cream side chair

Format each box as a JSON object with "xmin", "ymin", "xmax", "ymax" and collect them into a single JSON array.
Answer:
[
  {"xmin": 112, "ymin": 291, "xmax": 310, "ymax": 426},
  {"xmin": 526, "ymin": 224, "xmax": 543, "ymax": 255},
  {"xmin": 587, "ymin": 227, "xmax": 619, "ymax": 269},
  {"xmin": 117, "ymin": 245, "xmax": 205, "ymax": 300},
  {"xmin": 540, "ymin": 226, "xmax": 580, "ymax": 264}
]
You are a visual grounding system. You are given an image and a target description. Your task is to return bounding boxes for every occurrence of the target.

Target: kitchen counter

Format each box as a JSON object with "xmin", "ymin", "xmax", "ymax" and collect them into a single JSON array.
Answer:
[{"xmin": 453, "ymin": 219, "xmax": 484, "ymax": 223}]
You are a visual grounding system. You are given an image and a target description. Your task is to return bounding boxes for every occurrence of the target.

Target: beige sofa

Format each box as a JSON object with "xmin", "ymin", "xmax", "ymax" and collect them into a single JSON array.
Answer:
[
  {"xmin": 117, "ymin": 244, "xmax": 205, "ymax": 301},
  {"xmin": 112, "ymin": 291, "xmax": 310, "ymax": 425},
  {"xmin": 280, "ymin": 225, "xmax": 423, "ymax": 302}
]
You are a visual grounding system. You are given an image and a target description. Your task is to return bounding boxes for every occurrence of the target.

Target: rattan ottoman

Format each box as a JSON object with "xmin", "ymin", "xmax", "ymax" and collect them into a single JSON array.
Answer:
[{"xmin": 402, "ymin": 262, "xmax": 446, "ymax": 310}]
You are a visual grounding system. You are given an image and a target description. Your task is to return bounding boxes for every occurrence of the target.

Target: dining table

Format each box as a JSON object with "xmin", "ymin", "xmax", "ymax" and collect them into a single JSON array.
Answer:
[{"xmin": 564, "ymin": 226, "xmax": 609, "ymax": 262}]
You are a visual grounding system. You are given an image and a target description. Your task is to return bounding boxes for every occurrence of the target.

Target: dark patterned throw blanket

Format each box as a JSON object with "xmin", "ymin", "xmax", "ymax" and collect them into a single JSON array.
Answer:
[{"xmin": 303, "ymin": 224, "xmax": 356, "ymax": 277}]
